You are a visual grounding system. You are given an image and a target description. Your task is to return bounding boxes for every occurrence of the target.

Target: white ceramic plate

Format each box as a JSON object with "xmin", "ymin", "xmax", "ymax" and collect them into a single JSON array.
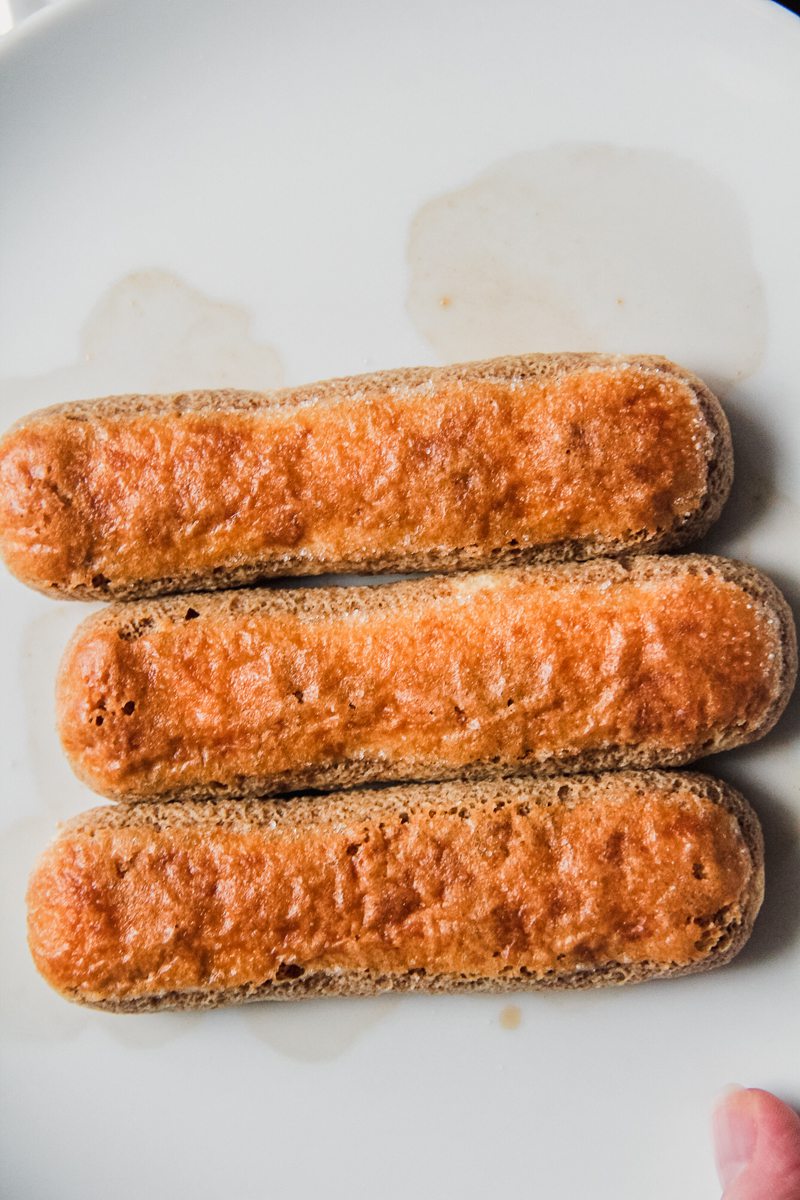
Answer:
[{"xmin": 1, "ymin": 2, "xmax": 798, "ymax": 1197}]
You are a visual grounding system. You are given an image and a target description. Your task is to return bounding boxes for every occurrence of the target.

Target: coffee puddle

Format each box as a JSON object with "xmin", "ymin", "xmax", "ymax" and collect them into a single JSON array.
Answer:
[{"xmin": 407, "ymin": 143, "xmax": 766, "ymax": 395}]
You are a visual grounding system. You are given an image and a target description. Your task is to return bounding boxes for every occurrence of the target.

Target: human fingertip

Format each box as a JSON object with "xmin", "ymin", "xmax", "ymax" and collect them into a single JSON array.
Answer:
[{"xmin": 713, "ymin": 1087, "xmax": 757, "ymax": 1189}]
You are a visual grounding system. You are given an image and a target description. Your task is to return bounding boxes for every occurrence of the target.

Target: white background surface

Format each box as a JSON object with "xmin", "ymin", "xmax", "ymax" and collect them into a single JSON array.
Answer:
[{"xmin": 0, "ymin": 2, "xmax": 799, "ymax": 1197}]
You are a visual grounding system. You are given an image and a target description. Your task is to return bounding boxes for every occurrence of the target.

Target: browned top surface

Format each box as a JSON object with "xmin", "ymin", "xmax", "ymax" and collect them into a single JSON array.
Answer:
[
  {"xmin": 26, "ymin": 779, "xmax": 755, "ymax": 1003},
  {"xmin": 0, "ymin": 363, "xmax": 709, "ymax": 592},
  {"xmin": 57, "ymin": 564, "xmax": 784, "ymax": 800}
]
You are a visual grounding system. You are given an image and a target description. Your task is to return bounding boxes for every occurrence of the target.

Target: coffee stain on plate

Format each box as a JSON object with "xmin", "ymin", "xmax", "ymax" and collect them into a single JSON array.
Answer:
[
  {"xmin": 243, "ymin": 994, "xmax": 401, "ymax": 1063},
  {"xmin": 407, "ymin": 144, "xmax": 767, "ymax": 395},
  {"xmin": 0, "ymin": 268, "xmax": 284, "ymax": 426},
  {"xmin": 1, "ymin": 269, "xmax": 280, "ymax": 1051},
  {"xmin": 1, "ymin": 606, "xmax": 196, "ymax": 1047},
  {"xmin": 0, "ymin": 608, "xmax": 103, "ymax": 1043},
  {"xmin": 2, "ymin": 276, "xmax": 397, "ymax": 1057}
]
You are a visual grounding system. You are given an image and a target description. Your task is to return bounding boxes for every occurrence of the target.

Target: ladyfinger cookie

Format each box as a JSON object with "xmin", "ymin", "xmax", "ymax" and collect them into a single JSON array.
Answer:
[
  {"xmin": 0, "ymin": 354, "xmax": 730, "ymax": 599},
  {"xmin": 27, "ymin": 772, "xmax": 763, "ymax": 1011},
  {"xmin": 56, "ymin": 556, "xmax": 796, "ymax": 803}
]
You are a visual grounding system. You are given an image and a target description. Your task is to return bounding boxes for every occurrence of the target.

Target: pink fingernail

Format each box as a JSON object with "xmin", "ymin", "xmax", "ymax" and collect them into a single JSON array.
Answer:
[{"xmin": 714, "ymin": 1091, "xmax": 757, "ymax": 1188}]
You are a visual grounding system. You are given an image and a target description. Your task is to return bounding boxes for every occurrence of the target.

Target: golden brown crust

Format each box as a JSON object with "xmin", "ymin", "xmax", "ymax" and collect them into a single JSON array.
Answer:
[
  {"xmin": 26, "ymin": 772, "xmax": 763, "ymax": 1011},
  {"xmin": 0, "ymin": 353, "xmax": 731, "ymax": 600},
  {"xmin": 56, "ymin": 556, "xmax": 796, "ymax": 803}
]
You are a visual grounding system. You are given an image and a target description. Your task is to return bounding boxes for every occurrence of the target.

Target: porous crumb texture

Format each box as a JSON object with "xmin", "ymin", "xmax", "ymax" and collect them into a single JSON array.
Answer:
[
  {"xmin": 56, "ymin": 555, "xmax": 796, "ymax": 803},
  {"xmin": 25, "ymin": 771, "xmax": 763, "ymax": 1011},
  {"xmin": 0, "ymin": 353, "xmax": 731, "ymax": 599}
]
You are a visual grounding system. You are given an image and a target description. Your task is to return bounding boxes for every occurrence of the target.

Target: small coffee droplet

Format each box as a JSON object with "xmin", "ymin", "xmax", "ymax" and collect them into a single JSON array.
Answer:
[{"xmin": 500, "ymin": 1004, "xmax": 522, "ymax": 1030}]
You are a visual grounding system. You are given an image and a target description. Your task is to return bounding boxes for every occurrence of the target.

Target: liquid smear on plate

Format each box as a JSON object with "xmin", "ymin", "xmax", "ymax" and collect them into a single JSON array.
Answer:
[
  {"xmin": 0, "ymin": 273, "xmax": 283, "ymax": 1049},
  {"xmin": 243, "ymin": 993, "xmax": 401, "ymax": 1063},
  {"xmin": 407, "ymin": 144, "xmax": 767, "ymax": 395},
  {"xmin": 0, "ymin": 268, "xmax": 284, "ymax": 426},
  {"xmin": 1, "ymin": 273, "xmax": 405, "ymax": 1057},
  {"xmin": 0, "ymin": 270, "xmax": 401, "ymax": 1058}
]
